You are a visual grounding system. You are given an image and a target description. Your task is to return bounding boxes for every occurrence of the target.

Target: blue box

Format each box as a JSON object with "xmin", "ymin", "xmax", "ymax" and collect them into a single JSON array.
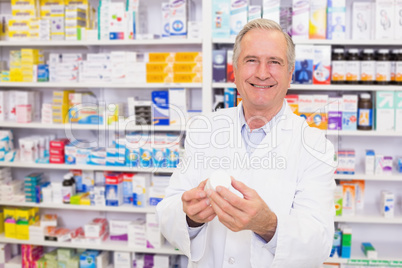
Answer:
[
  {"xmin": 213, "ymin": 50, "xmax": 227, "ymax": 83},
  {"xmin": 212, "ymin": 0, "xmax": 230, "ymax": 38},
  {"xmin": 139, "ymin": 147, "xmax": 152, "ymax": 168},
  {"xmin": 224, "ymin": 87, "xmax": 236, "ymax": 108},
  {"xmin": 37, "ymin": 64, "xmax": 49, "ymax": 82},
  {"xmin": 152, "ymin": 91, "xmax": 169, "ymax": 125}
]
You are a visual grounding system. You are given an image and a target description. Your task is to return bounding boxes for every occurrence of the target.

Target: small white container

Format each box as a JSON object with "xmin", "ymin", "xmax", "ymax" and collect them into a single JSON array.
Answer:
[{"xmin": 204, "ymin": 170, "xmax": 231, "ymax": 191}]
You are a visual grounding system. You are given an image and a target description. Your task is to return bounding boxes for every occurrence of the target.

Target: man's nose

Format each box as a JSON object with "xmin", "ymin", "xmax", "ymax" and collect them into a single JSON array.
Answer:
[{"xmin": 255, "ymin": 63, "xmax": 271, "ymax": 80}]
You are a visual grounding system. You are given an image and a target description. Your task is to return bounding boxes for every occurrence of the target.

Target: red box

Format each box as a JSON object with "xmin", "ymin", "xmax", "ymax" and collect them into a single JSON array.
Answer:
[
  {"xmin": 49, "ymin": 155, "xmax": 65, "ymax": 164},
  {"xmin": 49, "ymin": 138, "xmax": 69, "ymax": 149},
  {"xmin": 49, "ymin": 147, "xmax": 64, "ymax": 156}
]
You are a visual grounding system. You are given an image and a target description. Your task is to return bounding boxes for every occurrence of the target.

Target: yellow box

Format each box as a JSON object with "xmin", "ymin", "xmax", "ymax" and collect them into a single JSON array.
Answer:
[
  {"xmin": 53, "ymin": 90, "xmax": 74, "ymax": 104},
  {"xmin": 146, "ymin": 63, "xmax": 173, "ymax": 73},
  {"xmin": 52, "ymin": 104, "xmax": 69, "ymax": 123},
  {"xmin": 8, "ymin": 30, "xmax": 30, "ymax": 40},
  {"xmin": 148, "ymin": 52, "xmax": 175, "ymax": 63},
  {"xmin": 12, "ymin": 9, "xmax": 36, "ymax": 18},
  {"xmin": 146, "ymin": 72, "xmax": 173, "ymax": 83},
  {"xmin": 173, "ymin": 72, "xmax": 202, "ymax": 83},
  {"xmin": 52, "ymin": 118, "xmax": 63, "ymax": 124},
  {"xmin": 175, "ymin": 52, "xmax": 202, "ymax": 63},
  {"xmin": 4, "ymin": 208, "xmax": 16, "ymax": 239},
  {"xmin": 173, "ymin": 62, "xmax": 202, "ymax": 73},
  {"xmin": 0, "ymin": 212, "xmax": 4, "ymax": 234},
  {"xmin": 11, "ymin": 0, "xmax": 36, "ymax": 6},
  {"xmin": 8, "ymin": 19, "xmax": 30, "ymax": 30}
]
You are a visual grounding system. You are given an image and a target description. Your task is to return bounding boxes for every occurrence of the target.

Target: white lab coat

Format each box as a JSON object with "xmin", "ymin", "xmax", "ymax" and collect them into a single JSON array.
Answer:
[{"xmin": 156, "ymin": 101, "xmax": 336, "ymax": 268}]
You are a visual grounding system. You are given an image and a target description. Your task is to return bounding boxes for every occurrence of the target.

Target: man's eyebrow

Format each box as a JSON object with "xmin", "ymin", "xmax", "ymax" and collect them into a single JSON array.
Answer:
[{"xmin": 243, "ymin": 55, "xmax": 285, "ymax": 64}]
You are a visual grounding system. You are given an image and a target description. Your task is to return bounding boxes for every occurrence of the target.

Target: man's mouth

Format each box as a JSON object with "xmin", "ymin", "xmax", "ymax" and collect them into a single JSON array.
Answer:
[{"xmin": 250, "ymin": 83, "xmax": 275, "ymax": 89}]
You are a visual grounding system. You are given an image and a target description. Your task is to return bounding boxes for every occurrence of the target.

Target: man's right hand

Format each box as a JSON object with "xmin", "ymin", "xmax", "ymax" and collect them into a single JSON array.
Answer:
[{"xmin": 182, "ymin": 179, "xmax": 216, "ymax": 227}]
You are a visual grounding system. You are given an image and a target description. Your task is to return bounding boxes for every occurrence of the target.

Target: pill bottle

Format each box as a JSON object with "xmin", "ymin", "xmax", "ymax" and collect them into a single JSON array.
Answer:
[
  {"xmin": 391, "ymin": 49, "xmax": 398, "ymax": 84},
  {"xmin": 331, "ymin": 48, "xmax": 346, "ymax": 84},
  {"xmin": 360, "ymin": 49, "xmax": 375, "ymax": 84},
  {"xmin": 62, "ymin": 173, "xmax": 76, "ymax": 204},
  {"xmin": 357, "ymin": 93, "xmax": 373, "ymax": 130},
  {"xmin": 376, "ymin": 49, "xmax": 391, "ymax": 84},
  {"xmin": 346, "ymin": 48, "xmax": 360, "ymax": 84},
  {"xmin": 395, "ymin": 49, "xmax": 402, "ymax": 85}
]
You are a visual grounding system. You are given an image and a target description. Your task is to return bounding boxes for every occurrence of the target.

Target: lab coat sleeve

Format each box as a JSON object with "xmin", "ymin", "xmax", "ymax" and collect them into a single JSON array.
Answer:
[
  {"xmin": 251, "ymin": 127, "xmax": 336, "ymax": 268},
  {"xmin": 156, "ymin": 120, "xmax": 210, "ymax": 263}
]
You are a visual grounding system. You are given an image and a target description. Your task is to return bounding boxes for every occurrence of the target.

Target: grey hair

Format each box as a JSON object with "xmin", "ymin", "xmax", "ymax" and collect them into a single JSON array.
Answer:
[{"xmin": 232, "ymin": 19, "xmax": 295, "ymax": 72}]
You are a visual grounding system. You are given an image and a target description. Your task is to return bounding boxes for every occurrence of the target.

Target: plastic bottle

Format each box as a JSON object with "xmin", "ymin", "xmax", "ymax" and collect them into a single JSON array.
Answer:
[
  {"xmin": 395, "ymin": 49, "xmax": 402, "ymax": 85},
  {"xmin": 331, "ymin": 48, "xmax": 346, "ymax": 84},
  {"xmin": 346, "ymin": 48, "xmax": 360, "ymax": 84},
  {"xmin": 360, "ymin": 49, "xmax": 375, "ymax": 84},
  {"xmin": 213, "ymin": 95, "xmax": 224, "ymax": 111},
  {"xmin": 62, "ymin": 172, "xmax": 76, "ymax": 204},
  {"xmin": 391, "ymin": 49, "xmax": 398, "ymax": 84},
  {"xmin": 376, "ymin": 49, "xmax": 391, "ymax": 84},
  {"xmin": 357, "ymin": 93, "xmax": 373, "ymax": 130}
]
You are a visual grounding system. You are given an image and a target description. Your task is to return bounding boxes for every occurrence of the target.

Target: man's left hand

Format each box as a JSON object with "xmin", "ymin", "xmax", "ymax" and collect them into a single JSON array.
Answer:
[{"xmin": 207, "ymin": 177, "xmax": 277, "ymax": 242}]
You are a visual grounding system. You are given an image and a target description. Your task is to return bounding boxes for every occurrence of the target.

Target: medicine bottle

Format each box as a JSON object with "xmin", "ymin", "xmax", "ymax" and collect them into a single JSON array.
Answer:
[
  {"xmin": 346, "ymin": 48, "xmax": 360, "ymax": 84},
  {"xmin": 376, "ymin": 49, "xmax": 391, "ymax": 84},
  {"xmin": 62, "ymin": 173, "xmax": 76, "ymax": 204},
  {"xmin": 395, "ymin": 49, "xmax": 402, "ymax": 85},
  {"xmin": 360, "ymin": 49, "xmax": 375, "ymax": 84},
  {"xmin": 331, "ymin": 48, "xmax": 346, "ymax": 84},
  {"xmin": 357, "ymin": 93, "xmax": 373, "ymax": 130},
  {"xmin": 391, "ymin": 49, "xmax": 398, "ymax": 84}
]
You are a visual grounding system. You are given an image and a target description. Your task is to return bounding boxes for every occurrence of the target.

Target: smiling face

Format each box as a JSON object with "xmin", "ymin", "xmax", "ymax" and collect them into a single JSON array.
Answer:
[{"xmin": 234, "ymin": 28, "xmax": 294, "ymax": 118}]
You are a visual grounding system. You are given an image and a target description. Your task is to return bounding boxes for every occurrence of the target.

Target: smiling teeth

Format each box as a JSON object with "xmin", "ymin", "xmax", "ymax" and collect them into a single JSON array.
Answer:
[{"xmin": 253, "ymin": 84, "xmax": 273, "ymax": 88}]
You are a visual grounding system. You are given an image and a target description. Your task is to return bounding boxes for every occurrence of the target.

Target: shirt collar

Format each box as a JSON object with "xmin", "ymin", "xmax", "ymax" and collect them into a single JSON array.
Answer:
[{"xmin": 238, "ymin": 100, "xmax": 286, "ymax": 134}]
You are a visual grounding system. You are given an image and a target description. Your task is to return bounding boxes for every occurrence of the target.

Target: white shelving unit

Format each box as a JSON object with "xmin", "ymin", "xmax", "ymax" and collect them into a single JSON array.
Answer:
[
  {"xmin": 334, "ymin": 174, "xmax": 402, "ymax": 181},
  {"xmin": 0, "ymin": 121, "xmax": 185, "ymax": 131},
  {"xmin": 0, "ymin": 39, "xmax": 203, "ymax": 47},
  {"xmin": 0, "ymin": 162, "xmax": 175, "ymax": 173},
  {"xmin": 334, "ymin": 204, "xmax": 402, "ymax": 224},
  {"xmin": 0, "ymin": 234, "xmax": 183, "ymax": 255},
  {"xmin": 0, "ymin": 82, "xmax": 202, "ymax": 88},
  {"xmin": 0, "ymin": 201, "xmax": 156, "ymax": 213}
]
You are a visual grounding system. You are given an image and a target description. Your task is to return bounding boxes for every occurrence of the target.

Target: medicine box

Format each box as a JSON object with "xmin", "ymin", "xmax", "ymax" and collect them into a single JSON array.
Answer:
[{"xmin": 376, "ymin": 91, "xmax": 394, "ymax": 131}]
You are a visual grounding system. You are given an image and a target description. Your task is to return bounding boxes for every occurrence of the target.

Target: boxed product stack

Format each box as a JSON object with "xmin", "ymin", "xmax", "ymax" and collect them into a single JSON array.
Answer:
[
  {"xmin": 146, "ymin": 52, "xmax": 202, "ymax": 83},
  {"xmin": 0, "ymin": 180, "xmax": 24, "ymax": 202},
  {"xmin": 24, "ymin": 172, "xmax": 44, "ymax": 203},
  {"xmin": 15, "ymin": 207, "xmax": 38, "ymax": 240},
  {"xmin": 149, "ymin": 174, "xmax": 170, "ymax": 206},
  {"xmin": 109, "ymin": 220, "xmax": 131, "ymax": 241},
  {"xmin": 84, "ymin": 218, "xmax": 109, "ymax": 244},
  {"xmin": 146, "ymin": 213, "xmax": 165, "ymax": 249},
  {"xmin": 105, "ymin": 172, "xmax": 123, "ymax": 206},
  {"xmin": 52, "ymin": 90, "xmax": 74, "ymax": 124},
  {"xmin": 79, "ymin": 53, "xmax": 111, "ymax": 83},
  {"xmin": 50, "ymin": 5, "xmax": 65, "ymax": 40},
  {"xmin": 44, "ymin": 226, "xmax": 71, "ymax": 242},
  {"xmin": 65, "ymin": 5, "xmax": 86, "ymax": 40},
  {"xmin": 128, "ymin": 219, "xmax": 146, "ymax": 248},
  {"xmin": 49, "ymin": 138, "xmax": 69, "ymax": 164},
  {"xmin": 68, "ymin": 91, "xmax": 102, "ymax": 125},
  {"xmin": 21, "ymin": 244, "xmax": 44, "ymax": 267},
  {"xmin": 132, "ymin": 173, "xmax": 151, "ymax": 207},
  {"xmin": 8, "ymin": 0, "xmax": 37, "ymax": 41},
  {"xmin": 49, "ymin": 53, "xmax": 82, "ymax": 83}
]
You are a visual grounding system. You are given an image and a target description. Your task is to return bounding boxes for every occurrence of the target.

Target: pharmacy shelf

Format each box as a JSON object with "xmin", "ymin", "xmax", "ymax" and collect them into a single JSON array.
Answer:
[
  {"xmin": 213, "ymin": 37, "xmax": 402, "ymax": 46},
  {"xmin": 0, "ymin": 201, "xmax": 156, "ymax": 213},
  {"xmin": 0, "ymin": 39, "xmax": 203, "ymax": 47},
  {"xmin": 326, "ymin": 241, "xmax": 402, "ymax": 264},
  {"xmin": 0, "ymin": 234, "xmax": 184, "ymax": 255},
  {"xmin": 213, "ymin": 82, "xmax": 402, "ymax": 91},
  {"xmin": 0, "ymin": 82, "xmax": 202, "ymax": 89},
  {"xmin": 0, "ymin": 121, "xmax": 185, "ymax": 132},
  {"xmin": 326, "ymin": 130, "xmax": 402, "ymax": 137},
  {"xmin": 0, "ymin": 162, "xmax": 175, "ymax": 173},
  {"xmin": 334, "ymin": 174, "xmax": 402, "ymax": 181},
  {"xmin": 334, "ymin": 204, "xmax": 402, "ymax": 224}
]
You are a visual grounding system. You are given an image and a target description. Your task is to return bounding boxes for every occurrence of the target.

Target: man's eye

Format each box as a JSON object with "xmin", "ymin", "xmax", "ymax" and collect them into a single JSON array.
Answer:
[
  {"xmin": 246, "ymin": 59, "xmax": 256, "ymax": 63},
  {"xmin": 269, "ymin": 61, "xmax": 281, "ymax": 65}
]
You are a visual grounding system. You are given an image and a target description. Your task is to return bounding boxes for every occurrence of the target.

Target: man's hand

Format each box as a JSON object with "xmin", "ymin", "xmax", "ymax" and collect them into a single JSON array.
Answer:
[
  {"xmin": 207, "ymin": 177, "xmax": 277, "ymax": 242},
  {"xmin": 182, "ymin": 179, "xmax": 217, "ymax": 227}
]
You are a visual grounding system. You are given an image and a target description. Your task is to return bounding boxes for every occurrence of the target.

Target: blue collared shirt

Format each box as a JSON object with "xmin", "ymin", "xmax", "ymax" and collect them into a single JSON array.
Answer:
[{"xmin": 239, "ymin": 101, "xmax": 286, "ymax": 156}]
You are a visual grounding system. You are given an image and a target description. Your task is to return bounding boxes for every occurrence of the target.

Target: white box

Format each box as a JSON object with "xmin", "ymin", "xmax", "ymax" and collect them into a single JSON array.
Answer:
[
  {"xmin": 146, "ymin": 213, "xmax": 165, "ymax": 248},
  {"xmin": 381, "ymin": 191, "xmax": 394, "ymax": 218},
  {"xmin": 365, "ymin": 150, "xmax": 375, "ymax": 175},
  {"xmin": 395, "ymin": 0, "xmax": 402, "ymax": 39},
  {"xmin": 292, "ymin": 0, "xmax": 309, "ymax": 40},
  {"xmin": 161, "ymin": 3, "xmax": 170, "ymax": 38},
  {"xmin": 375, "ymin": 0, "xmax": 394, "ymax": 40},
  {"xmin": 114, "ymin": 251, "xmax": 131, "ymax": 268},
  {"xmin": 169, "ymin": 88, "xmax": 187, "ymax": 126},
  {"xmin": 169, "ymin": 0, "xmax": 187, "ymax": 38},
  {"xmin": 376, "ymin": 91, "xmax": 395, "ymax": 131},
  {"xmin": 230, "ymin": 0, "xmax": 247, "ymax": 36},
  {"xmin": 395, "ymin": 91, "xmax": 402, "ymax": 131},
  {"xmin": 352, "ymin": 2, "xmax": 373, "ymax": 40},
  {"xmin": 326, "ymin": 0, "xmax": 345, "ymax": 40},
  {"xmin": 248, "ymin": 5, "xmax": 261, "ymax": 22},
  {"xmin": 263, "ymin": 0, "xmax": 279, "ymax": 23}
]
